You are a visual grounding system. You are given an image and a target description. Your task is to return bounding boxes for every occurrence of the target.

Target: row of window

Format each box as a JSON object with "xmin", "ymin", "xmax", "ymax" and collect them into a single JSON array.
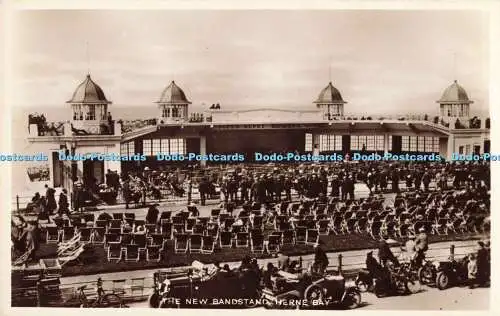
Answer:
[
  {"xmin": 120, "ymin": 139, "xmax": 187, "ymax": 156},
  {"xmin": 72, "ymin": 104, "xmax": 108, "ymax": 121},
  {"xmin": 401, "ymin": 136, "xmax": 440, "ymax": 152},
  {"xmin": 306, "ymin": 134, "xmax": 439, "ymax": 152},
  {"xmin": 161, "ymin": 106, "xmax": 186, "ymax": 118},
  {"xmin": 440, "ymin": 104, "xmax": 470, "ymax": 117}
]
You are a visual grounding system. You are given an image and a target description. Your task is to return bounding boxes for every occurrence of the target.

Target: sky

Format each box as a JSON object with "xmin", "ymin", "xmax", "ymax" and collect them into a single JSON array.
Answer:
[{"xmin": 10, "ymin": 10, "xmax": 490, "ymax": 116}]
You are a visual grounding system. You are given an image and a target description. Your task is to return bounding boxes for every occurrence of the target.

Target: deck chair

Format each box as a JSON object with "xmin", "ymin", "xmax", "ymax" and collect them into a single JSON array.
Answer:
[
  {"xmin": 161, "ymin": 222, "xmax": 173, "ymax": 239},
  {"xmin": 173, "ymin": 223, "xmax": 185, "ymax": 235},
  {"xmin": 112, "ymin": 213, "xmax": 124, "ymax": 221},
  {"xmin": 252, "ymin": 215, "xmax": 264, "ymax": 230},
  {"xmin": 78, "ymin": 227, "xmax": 93, "ymax": 244},
  {"xmin": 267, "ymin": 234, "xmax": 281, "ymax": 254},
  {"xmin": 133, "ymin": 233, "xmax": 148, "ymax": 255},
  {"xmin": 109, "ymin": 219, "xmax": 122, "ymax": 230},
  {"xmin": 174, "ymin": 234, "xmax": 189, "ymax": 253},
  {"xmin": 398, "ymin": 223, "xmax": 410, "ymax": 238},
  {"xmin": 61, "ymin": 226, "xmax": 76, "ymax": 242},
  {"xmin": 105, "ymin": 233, "xmax": 121, "ymax": 246},
  {"xmin": 207, "ymin": 224, "xmax": 220, "ymax": 240},
  {"xmin": 92, "ymin": 227, "xmax": 106, "ymax": 244},
  {"xmin": 295, "ymin": 227, "xmax": 307, "ymax": 244},
  {"xmin": 201, "ymin": 236, "xmax": 215, "ymax": 254},
  {"xmin": 124, "ymin": 212, "xmax": 135, "ymax": 224},
  {"xmin": 124, "ymin": 244, "xmax": 140, "ymax": 262},
  {"xmin": 146, "ymin": 245, "xmax": 162, "ymax": 262},
  {"xmin": 219, "ymin": 231, "xmax": 233, "ymax": 248},
  {"xmin": 189, "ymin": 234, "xmax": 203, "ymax": 253},
  {"xmin": 185, "ymin": 218, "xmax": 197, "ymax": 233},
  {"xmin": 121, "ymin": 233, "xmax": 133, "ymax": 246},
  {"xmin": 149, "ymin": 233, "xmax": 165, "ymax": 249},
  {"xmin": 317, "ymin": 219, "xmax": 331, "ymax": 235},
  {"xmin": 145, "ymin": 224, "xmax": 158, "ymax": 234},
  {"xmin": 331, "ymin": 216, "xmax": 343, "ymax": 235},
  {"xmin": 159, "ymin": 211, "xmax": 172, "ymax": 222},
  {"xmin": 282, "ymin": 230, "xmax": 295, "ymax": 246},
  {"xmin": 306, "ymin": 229, "xmax": 319, "ymax": 246},
  {"xmin": 45, "ymin": 226, "xmax": 60, "ymax": 243},
  {"xmin": 193, "ymin": 224, "xmax": 205, "ymax": 235},
  {"xmin": 235, "ymin": 232, "xmax": 249, "ymax": 248},
  {"xmin": 59, "ymin": 244, "xmax": 87, "ymax": 266},
  {"xmin": 356, "ymin": 218, "xmax": 368, "ymax": 234},
  {"xmin": 345, "ymin": 218, "xmax": 358, "ymax": 234},
  {"xmin": 250, "ymin": 234, "xmax": 265, "ymax": 253}
]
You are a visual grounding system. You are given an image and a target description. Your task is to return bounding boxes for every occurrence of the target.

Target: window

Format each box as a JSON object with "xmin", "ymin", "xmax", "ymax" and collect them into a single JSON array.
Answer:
[
  {"xmin": 305, "ymin": 133, "xmax": 313, "ymax": 151},
  {"xmin": 465, "ymin": 145, "xmax": 471, "ymax": 155},
  {"xmin": 152, "ymin": 139, "xmax": 161, "ymax": 155},
  {"xmin": 319, "ymin": 134, "xmax": 342, "ymax": 151},
  {"xmin": 459, "ymin": 146, "xmax": 464, "ymax": 154},
  {"xmin": 120, "ymin": 142, "xmax": 135, "ymax": 156},
  {"xmin": 447, "ymin": 105, "xmax": 452, "ymax": 116},
  {"xmin": 162, "ymin": 107, "xmax": 170, "ymax": 118},
  {"xmin": 143, "ymin": 139, "xmax": 152, "ymax": 156},
  {"xmin": 418, "ymin": 137, "xmax": 425, "ymax": 151},
  {"xmin": 73, "ymin": 104, "xmax": 83, "ymax": 120},
  {"xmin": 85, "ymin": 104, "xmax": 96, "ymax": 120},
  {"xmin": 351, "ymin": 135, "xmax": 385, "ymax": 151},
  {"xmin": 172, "ymin": 107, "xmax": 179, "ymax": 118}
]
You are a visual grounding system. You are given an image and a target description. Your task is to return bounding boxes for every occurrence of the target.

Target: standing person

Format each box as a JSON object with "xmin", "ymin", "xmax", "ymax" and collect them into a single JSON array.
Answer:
[
  {"xmin": 414, "ymin": 227, "xmax": 428, "ymax": 267},
  {"xmin": 146, "ymin": 204, "xmax": 160, "ymax": 224},
  {"xmin": 391, "ymin": 169, "xmax": 400, "ymax": 193},
  {"xmin": 122, "ymin": 179, "xmax": 130, "ymax": 209},
  {"xmin": 73, "ymin": 177, "xmax": 84, "ymax": 212},
  {"xmin": 45, "ymin": 184, "xmax": 57, "ymax": 214},
  {"xmin": 58, "ymin": 189, "xmax": 69, "ymax": 216},
  {"xmin": 25, "ymin": 221, "xmax": 40, "ymax": 263},
  {"xmin": 198, "ymin": 177, "xmax": 208, "ymax": 206},
  {"xmin": 330, "ymin": 174, "xmax": 341, "ymax": 198},
  {"xmin": 476, "ymin": 241, "xmax": 489, "ymax": 287},
  {"xmin": 313, "ymin": 243, "xmax": 329, "ymax": 275},
  {"xmin": 422, "ymin": 170, "xmax": 431, "ymax": 192}
]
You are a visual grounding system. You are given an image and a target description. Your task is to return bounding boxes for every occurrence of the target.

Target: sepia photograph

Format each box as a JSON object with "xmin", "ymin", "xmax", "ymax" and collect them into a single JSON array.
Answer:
[{"xmin": 6, "ymin": 5, "xmax": 493, "ymax": 311}]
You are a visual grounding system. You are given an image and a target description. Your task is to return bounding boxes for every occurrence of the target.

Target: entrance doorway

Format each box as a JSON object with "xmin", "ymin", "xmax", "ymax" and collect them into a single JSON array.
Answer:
[{"xmin": 83, "ymin": 160, "xmax": 104, "ymax": 190}]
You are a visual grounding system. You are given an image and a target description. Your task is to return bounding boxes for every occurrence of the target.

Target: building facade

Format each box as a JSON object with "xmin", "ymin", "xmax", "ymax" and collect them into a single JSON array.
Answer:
[{"xmin": 28, "ymin": 74, "xmax": 490, "ymax": 193}]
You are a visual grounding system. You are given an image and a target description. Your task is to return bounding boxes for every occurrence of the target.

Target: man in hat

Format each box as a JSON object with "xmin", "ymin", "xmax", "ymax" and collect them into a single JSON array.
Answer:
[
  {"xmin": 414, "ymin": 227, "xmax": 428, "ymax": 267},
  {"xmin": 378, "ymin": 235, "xmax": 399, "ymax": 267},
  {"xmin": 403, "ymin": 234, "xmax": 417, "ymax": 262}
]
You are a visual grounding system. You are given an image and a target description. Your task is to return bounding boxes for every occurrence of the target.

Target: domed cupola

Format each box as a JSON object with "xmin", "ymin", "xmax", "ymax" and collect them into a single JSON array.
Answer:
[
  {"xmin": 437, "ymin": 80, "xmax": 473, "ymax": 118},
  {"xmin": 156, "ymin": 81, "xmax": 191, "ymax": 123},
  {"xmin": 67, "ymin": 74, "xmax": 113, "ymax": 134},
  {"xmin": 314, "ymin": 81, "xmax": 347, "ymax": 120}
]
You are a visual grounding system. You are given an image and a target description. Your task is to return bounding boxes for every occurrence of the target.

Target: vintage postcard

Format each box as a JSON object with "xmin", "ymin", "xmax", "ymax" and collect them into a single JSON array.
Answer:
[{"xmin": 2, "ymin": 0, "xmax": 497, "ymax": 314}]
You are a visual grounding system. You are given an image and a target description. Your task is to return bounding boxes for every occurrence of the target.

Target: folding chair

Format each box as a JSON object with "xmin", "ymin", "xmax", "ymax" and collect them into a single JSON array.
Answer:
[
  {"xmin": 78, "ymin": 227, "xmax": 93, "ymax": 244},
  {"xmin": 193, "ymin": 224, "xmax": 205, "ymax": 235},
  {"xmin": 219, "ymin": 231, "xmax": 233, "ymax": 249},
  {"xmin": 331, "ymin": 216, "xmax": 343, "ymax": 235},
  {"xmin": 45, "ymin": 226, "xmax": 60, "ymax": 243},
  {"xmin": 295, "ymin": 227, "xmax": 307, "ymax": 244},
  {"xmin": 201, "ymin": 236, "xmax": 215, "ymax": 254},
  {"xmin": 306, "ymin": 229, "xmax": 319, "ymax": 246},
  {"xmin": 61, "ymin": 226, "xmax": 76, "ymax": 242},
  {"xmin": 235, "ymin": 232, "xmax": 249, "ymax": 248},
  {"xmin": 433, "ymin": 218, "xmax": 448, "ymax": 235},
  {"xmin": 207, "ymin": 224, "xmax": 220, "ymax": 240},
  {"xmin": 250, "ymin": 234, "xmax": 265, "ymax": 253},
  {"xmin": 317, "ymin": 219, "xmax": 331, "ymax": 235},
  {"xmin": 112, "ymin": 213, "xmax": 124, "ymax": 221},
  {"xmin": 145, "ymin": 224, "xmax": 158, "ymax": 234},
  {"xmin": 369, "ymin": 221, "xmax": 383, "ymax": 240},
  {"xmin": 105, "ymin": 233, "xmax": 121, "ymax": 247},
  {"xmin": 161, "ymin": 222, "xmax": 173, "ymax": 239},
  {"xmin": 267, "ymin": 234, "xmax": 281, "ymax": 254},
  {"xmin": 185, "ymin": 218, "xmax": 197, "ymax": 233},
  {"xmin": 121, "ymin": 233, "xmax": 133, "ymax": 246},
  {"xmin": 159, "ymin": 211, "xmax": 172, "ymax": 222},
  {"xmin": 149, "ymin": 233, "xmax": 165, "ymax": 249},
  {"xmin": 189, "ymin": 234, "xmax": 203, "ymax": 253},
  {"xmin": 282, "ymin": 230, "xmax": 295, "ymax": 246},
  {"xmin": 252, "ymin": 215, "xmax": 264, "ymax": 230},
  {"xmin": 109, "ymin": 219, "xmax": 122, "ymax": 230},
  {"xmin": 174, "ymin": 234, "xmax": 189, "ymax": 253},
  {"xmin": 92, "ymin": 227, "xmax": 106, "ymax": 244},
  {"xmin": 133, "ymin": 233, "xmax": 148, "ymax": 255},
  {"xmin": 107, "ymin": 243, "xmax": 122, "ymax": 262},
  {"xmin": 124, "ymin": 244, "xmax": 140, "ymax": 262},
  {"xmin": 146, "ymin": 245, "xmax": 162, "ymax": 262}
]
